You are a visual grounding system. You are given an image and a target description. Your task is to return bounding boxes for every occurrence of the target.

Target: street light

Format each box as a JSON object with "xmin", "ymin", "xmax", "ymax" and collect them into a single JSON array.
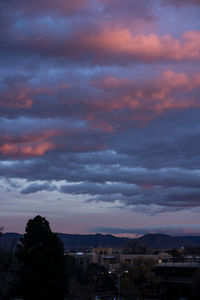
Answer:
[{"xmin": 109, "ymin": 270, "xmax": 128, "ymax": 300}]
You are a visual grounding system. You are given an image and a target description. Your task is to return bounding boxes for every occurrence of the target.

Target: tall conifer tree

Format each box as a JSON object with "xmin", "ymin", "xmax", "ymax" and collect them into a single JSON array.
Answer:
[{"xmin": 18, "ymin": 215, "xmax": 66, "ymax": 300}]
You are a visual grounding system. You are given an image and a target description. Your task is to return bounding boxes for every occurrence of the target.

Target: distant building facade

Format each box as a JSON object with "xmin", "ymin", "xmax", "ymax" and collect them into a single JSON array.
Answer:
[{"xmin": 68, "ymin": 247, "xmax": 172, "ymax": 270}]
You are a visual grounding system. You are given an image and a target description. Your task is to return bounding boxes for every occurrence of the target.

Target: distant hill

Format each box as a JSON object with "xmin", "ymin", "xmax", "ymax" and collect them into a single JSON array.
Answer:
[
  {"xmin": 1, "ymin": 232, "xmax": 200, "ymax": 251},
  {"xmin": 139, "ymin": 233, "xmax": 200, "ymax": 249},
  {"xmin": 0, "ymin": 232, "xmax": 130, "ymax": 251},
  {"xmin": 58, "ymin": 233, "xmax": 130, "ymax": 250},
  {"xmin": 0, "ymin": 232, "xmax": 22, "ymax": 249}
]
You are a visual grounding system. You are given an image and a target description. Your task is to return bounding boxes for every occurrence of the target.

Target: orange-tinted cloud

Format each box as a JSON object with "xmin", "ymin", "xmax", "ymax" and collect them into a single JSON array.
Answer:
[
  {"xmin": 90, "ymin": 70, "xmax": 200, "ymax": 108},
  {"xmin": 0, "ymin": 88, "xmax": 33, "ymax": 108},
  {"xmin": 86, "ymin": 70, "xmax": 200, "ymax": 129},
  {"xmin": 91, "ymin": 77, "xmax": 134, "ymax": 90},
  {"xmin": 8, "ymin": 29, "xmax": 200, "ymax": 65},
  {"xmin": 0, "ymin": 130, "xmax": 59, "ymax": 158},
  {"xmin": 86, "ymin": 117, "xmax": 115, "ymax": 133},
  {"xmin": 76, "ymin": 29, "xmax": 200, "ymax": 63},
  {"xmin": 21, "ymin": 130, "xmax": 60, "ymax": 143},
  {"xmin": 0, "ymin": 84, "xmax": 68, "ymax": 109},
  {"xmin": 0, "ymin": 142, "xmax": 55, "ymax": 157}
]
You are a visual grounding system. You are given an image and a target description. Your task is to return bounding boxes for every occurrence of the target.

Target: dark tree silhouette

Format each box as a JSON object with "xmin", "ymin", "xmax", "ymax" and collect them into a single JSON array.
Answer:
[
  {"xmin": 17, "ymin": 215, "xmax": 66, "ymax": 300},
  {"xmin": 0, "ymin": 227, "xmax": 21, "ymax": 299},
  {"xmin": 192, "ymin": 268, "xmax": 200, "ymax": 297}
]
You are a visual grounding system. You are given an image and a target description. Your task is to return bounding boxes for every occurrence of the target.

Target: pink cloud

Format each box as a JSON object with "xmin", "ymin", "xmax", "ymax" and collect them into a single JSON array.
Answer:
[
  {"xmin": 91, "ymin": 77, "xmax": 134, "ymax": 90},
  {"xmin": 58, "ymin": 29, "xmax": 200, "ymax": 64},
  {"xmin": 90, "ymin": 70, "xmax": 200, "ymax": 103},
  {"xmin": 0, "ymin": 84, "xmax": 68, "ymax": 109},
  {"xmin": 8, "ymin": 27, "xmax": 200, "ymax": 65},
  {"xmin": 86, "ymin": 70, "xmax": 200, "ymax": 129},
  {"xmin": 149, "ymin": 70, "xmax": 200, "ymax": 101},
  {"xmin": 0, "ymin": 130, "xmax": 59, "ymax": 158},
  {"xmin": 0, "ymin": 88, "xmax": 33, "ymax": 108},
  {"xmin": 80, "ymin": 29, "xmax": 200, "ymax": 63},
  {"xmin": 86, "ymin": 117, "xmax": 115, "ymax": 133},
  {"xmin": 0, "ymin": 142, "xmax": 55, "ymax": 157},
  {"xmin": 1, "ymin": 70, "xmax": 200, "ymax": 135}
]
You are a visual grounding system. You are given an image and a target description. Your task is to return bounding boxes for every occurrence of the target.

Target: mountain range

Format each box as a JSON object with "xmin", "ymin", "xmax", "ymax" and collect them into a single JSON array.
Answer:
[{"xmin": 1, "ymin": 232, "xmax": 200, "ymax": 251}]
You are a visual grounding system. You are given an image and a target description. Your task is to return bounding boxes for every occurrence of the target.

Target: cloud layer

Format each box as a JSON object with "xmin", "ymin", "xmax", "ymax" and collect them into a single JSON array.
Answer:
[{"xmin": 1, "ymin": 0, "xmax": 200, "ymax": 233}]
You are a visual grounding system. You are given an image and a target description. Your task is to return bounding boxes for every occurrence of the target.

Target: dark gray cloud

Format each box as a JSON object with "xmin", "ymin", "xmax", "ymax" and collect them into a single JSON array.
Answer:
[
  {"xmin": 1, "ymin": 108, "xmax": 200, "ymax": 212},
  {"xmin": 20, "ymin": 183, "xmax": 57, "ymax": 194},
  {"xmin": 60, "ymin": 182, "xmax": 139, "ymax": 196},
  {"xmin": 87, "ymin": 187, "xmax": 200, "ymax": 211}
]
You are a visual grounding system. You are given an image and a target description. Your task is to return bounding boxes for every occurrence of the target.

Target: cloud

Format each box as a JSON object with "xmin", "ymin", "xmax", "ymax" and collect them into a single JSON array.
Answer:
[
  {"xmin": 1, "ymin": 0, "xmax": 200, "ymax": 222},
  {"xmin": 30, "ymin": 29, "xmax": 200, "ymax": 64},
  {"xmin": 0, "ymin": 88, "xmax": 33, "ymax": 108},
  {"xmin": 85, "ymin": 70, "xmax": 200, "ymax": 130},
  {"xmin": 18, "ymin": 165, "xmax": 200, "ymax": 211},
  {"xmin": 0, "ymin": 0, "xmax": 91, "ymax": 17},
  {"xmin": 166, "ymin": 0, "xmax": 200, "ymax": 7},
  {"xmin": 60, "ymin": 182, "xmax": 139, "ymax": 196},
  {"xmin": 82, "ymin": 29, "xmax": 200, "ymax": 63},
  {"xmin": 20, "ymin": 182, "xmax": 57, "ymax": 194},
  {"xmin": 0, "ymin": 142, "xmax": 55, "ymax": 157},
  {"xmin": 100, "ymin": 0, "xmax": 158, "ymax": 26},
  {"xmin": 1, "ymin": 70, "xmax": 200, "ymax": 132},
  {"xmin": 0, "ymin": 130, "xmax": 58, "ymax": 158},
  {"xmin": 86, "ymin": 186, "xmax": 200, "ymax": 211},
  {"xmin": 2, "ymin": 25, "xmax": 200, "ymax": 65},
  {"xmin": 91, "ymin": 70, "xmax": 200, "ymax": 108}
]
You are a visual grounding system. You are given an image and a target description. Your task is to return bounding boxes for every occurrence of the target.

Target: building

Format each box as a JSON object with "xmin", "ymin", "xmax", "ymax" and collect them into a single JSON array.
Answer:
[
  {"xmin": 68, "ymin": 251, "xmax": 92, "ymax": 269},
  {"xmin": 68, "ymin": 247, "xmax": 171, "ymax": 271}
]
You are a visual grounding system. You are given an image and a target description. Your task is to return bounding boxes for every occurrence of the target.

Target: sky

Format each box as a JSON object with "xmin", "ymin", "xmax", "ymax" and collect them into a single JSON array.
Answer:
[{"xmin": 1, "ymin": 0, "xmax": 200, "ymax": 237}]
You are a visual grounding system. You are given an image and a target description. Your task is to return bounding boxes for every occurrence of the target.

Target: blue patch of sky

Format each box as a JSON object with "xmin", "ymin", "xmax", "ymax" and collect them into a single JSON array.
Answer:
[
  {"xmin": 157, "ymin": 5, "xmax": 200, "ymax": 36},
  {"xmin": 14, "ymin": 15, "xmax": 73, "ymax": 38},
  {"xmin": 2, "ymin": 117, "xmax": 87, "ymax": 133}
]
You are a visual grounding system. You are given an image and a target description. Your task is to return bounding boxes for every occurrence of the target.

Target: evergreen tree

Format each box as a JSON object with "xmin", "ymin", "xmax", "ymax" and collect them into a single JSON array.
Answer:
[{"xmin": 17, "ymin": 215, "xmax": 66, "ymax": 300}]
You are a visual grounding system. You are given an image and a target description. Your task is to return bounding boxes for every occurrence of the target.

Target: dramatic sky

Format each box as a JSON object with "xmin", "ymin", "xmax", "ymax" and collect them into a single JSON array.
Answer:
[{"xmin": 1, "ymin": 0, "xmax": 200, "ymax": 236}]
